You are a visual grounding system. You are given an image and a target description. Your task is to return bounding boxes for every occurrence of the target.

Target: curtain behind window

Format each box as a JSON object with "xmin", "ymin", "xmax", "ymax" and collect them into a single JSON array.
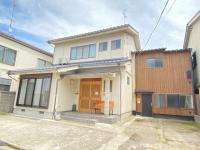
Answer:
[
  {"xmin": 18, "ymin": 79, "xmax": 28, "ymax": 105},
  {"xmin": 40, "ymin": 78, "xmax": 51, "ymax": 107},
  {"xmin": 25, "ymin": 79, "xmax": 35, "ymax": 106}
]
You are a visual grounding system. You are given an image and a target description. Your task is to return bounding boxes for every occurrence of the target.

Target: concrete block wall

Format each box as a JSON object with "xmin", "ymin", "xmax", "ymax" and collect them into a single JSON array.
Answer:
[
  {"xmin": 194, "ymin": 115, "xmax": 200, "ymax": 123},
  {"xmin": 0, "ymin": 92, "xmax": 15, "ymax": 113}
]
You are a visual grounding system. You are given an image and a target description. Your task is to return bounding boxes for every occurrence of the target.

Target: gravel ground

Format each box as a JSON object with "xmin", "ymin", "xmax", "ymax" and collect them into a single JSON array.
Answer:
[{"xmin": 118, "ymin": 117, "xmax": 200, "ymax": 150}]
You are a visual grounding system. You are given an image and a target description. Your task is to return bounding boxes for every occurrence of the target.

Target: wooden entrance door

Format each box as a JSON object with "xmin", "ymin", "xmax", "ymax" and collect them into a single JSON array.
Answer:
[{"xmin": 79, "ymin": 78, "xmax": 102, "ymax": 112}]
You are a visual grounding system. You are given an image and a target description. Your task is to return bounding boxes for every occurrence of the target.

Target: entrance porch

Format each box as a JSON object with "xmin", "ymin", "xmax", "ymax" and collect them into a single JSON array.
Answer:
[
  {"xmin": 61, "ymin": 111, "xmax": 120, "ymax": 124},
  {"xmin": 55, "ymin": 69, "xmax": 122, "ymax": 123}
]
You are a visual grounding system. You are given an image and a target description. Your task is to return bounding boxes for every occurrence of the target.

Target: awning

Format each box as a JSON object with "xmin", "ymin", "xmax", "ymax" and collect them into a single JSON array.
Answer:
[
  {"xmin": 8, "ymin": 58, "xmax": 130, "ymax": 76},
  {"xmin": 63, "ymin": 72, "xmax": 117, "ymax": 78},
  {"xmin": 8, "ymin": 66, "xmax": 79, "ymax": 75}
]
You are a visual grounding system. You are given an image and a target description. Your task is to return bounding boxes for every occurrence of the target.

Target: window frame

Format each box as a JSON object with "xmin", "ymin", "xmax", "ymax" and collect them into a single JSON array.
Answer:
[
  {"xmin": 145, "ymin": 58, "xmax": 163, "ymax": 68},
  {"xmin": 70, "ymin": 44, "xmax": 96, "ymax": 60},
  {"xmin": 16, "ymin": 74, "xmax": 52, "ymax": 109},
  {"xmin": 153, "ymin": 94, "xmax": 193, "ymax": 109},
  {"xmin": 0, "ymin": 45, "xmax": 17, "ymax": 66},
  {"xmin": 111, "ymin": 39, "xmax": 121, "ymax": 50},
  {"xmin": 99, "ymin": 42, "xmax": 108, "ymax": 52},
  {"xmin": 37, "ymin": 58, "xmax": 52, "ymax": 67}
]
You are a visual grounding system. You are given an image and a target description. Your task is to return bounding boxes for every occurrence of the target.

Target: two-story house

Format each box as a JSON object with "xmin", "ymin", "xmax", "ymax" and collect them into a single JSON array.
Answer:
[
  {"xmin": 8, "ymin": 25, "xmax": 141, "ymax": 122},
  {"xmin": 134, "ymin": 48, "xmax": 194, "ymax": 118},
  {"xmin": 0, "ymin": 32, "xmax": 53, "ymax": 92}
]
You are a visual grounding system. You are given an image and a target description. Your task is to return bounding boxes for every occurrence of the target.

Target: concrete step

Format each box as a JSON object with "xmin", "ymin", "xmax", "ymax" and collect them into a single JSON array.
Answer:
[
  {"xmin": 61, "ymin": 112, "xmax": 120, "ymax": 124},
  {"xmin": 61, "ymin": 115, "xmax": 97, "ymax": 124}
]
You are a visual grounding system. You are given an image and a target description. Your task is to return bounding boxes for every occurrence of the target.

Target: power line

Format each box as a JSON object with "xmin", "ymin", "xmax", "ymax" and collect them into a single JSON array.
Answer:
[
  {"xmin": 163, "ymin": 0, "xmax": 176, "ymax": 19},
  {"xmin": 141, "ymin": 0, "xmax": 170, "ymax": 50}
]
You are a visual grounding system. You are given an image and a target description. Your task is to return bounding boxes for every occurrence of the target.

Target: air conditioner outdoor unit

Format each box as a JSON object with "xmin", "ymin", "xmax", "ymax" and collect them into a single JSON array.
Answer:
[{"xmin": 58, "ymin": 58, "xmax": 68, "ymax": 65}]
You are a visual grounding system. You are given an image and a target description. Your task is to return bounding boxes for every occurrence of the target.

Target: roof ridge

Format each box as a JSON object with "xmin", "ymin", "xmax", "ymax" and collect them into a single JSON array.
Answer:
[
  {"xmin": 48, "ymin": 24, "xmax": 138, "ymax": 44},
  {"xmin": 0, "ymin": 31, "xmax": 53, "ymax": 57}
]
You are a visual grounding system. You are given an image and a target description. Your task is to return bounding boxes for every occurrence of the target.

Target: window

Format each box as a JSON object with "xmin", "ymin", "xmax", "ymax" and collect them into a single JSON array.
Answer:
[
  {"xmin": 0, "ymin": 46, "xmax": 5, "ymax": 62},
  {"xmin": 32, "ymin": 79, "xmax": 43, "ymax": 106},
  {"xmin": 179, "ymin": 95, "xmax": 193, "ymax": 109},
  {"xmin": 111, "ymin": 39, "xmax": 121, "ymax": 50},
  {"xmin": 70, "ymin": 44, "xmax": 96, "ymax": 60},
  {"xmin": 146, "ymin": 58, "xmax": 163, "ymax": 68},
  {"xmin": 154, "ymin": 94, "xmax": 166, "ymax": 108},
  {"xmin": 110, "ymin": 80, "xmax": 112, "ymax": 92},
  {"xmin": 89, "ymin": 44, "xmax": 96, "ymax": 58},
  {"xmin": 154, "ymin": 94, "xmax": 193, "ymax": 109},
  {"xmin": 0, "ymin": 45, "xmax": 16, "ymax": 66},
  {"xmin": 37, "ymin": 59, "xmax": 52, "ymax": 68},
  {"xmin": 18, "ymin": 79, "xmax": 28, "ymax": 105},
  {"xmin": 70, "ymin": 47, "xmax": 77, "ymax": 60},
  {"xmin": 167, "ymin": 95, "xmax": 179, "ymax": 108},
  {"xmin": 0, "ymin": 84, "xmax": 10, "ymax": 91},
  {"xmin": 40, "ymin": 78, "xmax": 51, "ymax": 107},
  {"xmin": 17, "ymin": 75, "xmax": 51, "ymax": 108},
  {"xmin": 82, "ymin": 45, "xmax": 90, "ymax": 58},
  {"xmin": 99, "ymin": 42, "xmax": 107, "ymax": 51}
]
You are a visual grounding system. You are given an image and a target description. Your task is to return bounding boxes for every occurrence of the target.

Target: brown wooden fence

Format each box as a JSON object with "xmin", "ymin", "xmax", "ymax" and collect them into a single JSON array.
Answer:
[{"xmin": 195, "ymin": 94, "xmax": 200, "ymax": 115}]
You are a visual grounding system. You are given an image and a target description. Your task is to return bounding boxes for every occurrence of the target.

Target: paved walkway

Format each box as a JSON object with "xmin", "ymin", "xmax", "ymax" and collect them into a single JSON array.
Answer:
[{"xmin": 0, "ymin": 115, "xmax": 200, "ymax": 150}]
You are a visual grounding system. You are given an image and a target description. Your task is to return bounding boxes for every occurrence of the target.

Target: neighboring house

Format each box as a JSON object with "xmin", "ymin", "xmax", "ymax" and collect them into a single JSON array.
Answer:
[
  {"xmin": 0, "ymin": 32, "xmax": 53, "ymax": 92},
  {"xmin": 184, "ymin": 10, "xmax": 200, "ymax": 93},
  {"xmin": 134, "ymin": 48, "xmax": 194, "ymax": 117},
  {"xmin": 8, "ymin": 25, "xmax": 141, "ymax": 120}
]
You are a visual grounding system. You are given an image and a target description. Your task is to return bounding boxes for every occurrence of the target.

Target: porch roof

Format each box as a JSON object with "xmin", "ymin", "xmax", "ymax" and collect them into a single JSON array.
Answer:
[{"xmin": 8, "ymin": 57, "xmax": 130, "ymax": 75}]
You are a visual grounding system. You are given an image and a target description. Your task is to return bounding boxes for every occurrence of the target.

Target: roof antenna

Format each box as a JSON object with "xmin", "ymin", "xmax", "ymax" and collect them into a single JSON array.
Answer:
[
  {"xmin": 122, "ymin": 9, "xmax": 127, "ymax": 25},
  {"xmin": 9, "ymin": 0, "xmax": 16, "ymax": 33}
]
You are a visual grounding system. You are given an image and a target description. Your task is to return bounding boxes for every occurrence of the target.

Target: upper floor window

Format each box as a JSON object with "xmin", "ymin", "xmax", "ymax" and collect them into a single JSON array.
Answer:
[
  {"xmin": 111, "ymin": 39, "xmax": 121, "ymax": 50},
  {"xmin": 0, "ymin": 45, "xmax": 16, "ymax": 66},
  {"xmin": 146, "ymin": 58, "xmax": 163, "ymax": 68},
  {"xmin": 70, "ymin": 44, "xmax": 96, "ymax": 60},
  {"xmin": 99, "ymin": 42, "xmax": 107, "ymax": 51},
  {"xmin": 37, "ymin": 59, "xmax": 51, "ymax": 68}
]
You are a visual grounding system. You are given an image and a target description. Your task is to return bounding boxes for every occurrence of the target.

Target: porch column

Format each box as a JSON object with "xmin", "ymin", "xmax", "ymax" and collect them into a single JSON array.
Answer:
[{"xmin": 104, "ymin": 78, "xmax": 110, "ymax": 116}]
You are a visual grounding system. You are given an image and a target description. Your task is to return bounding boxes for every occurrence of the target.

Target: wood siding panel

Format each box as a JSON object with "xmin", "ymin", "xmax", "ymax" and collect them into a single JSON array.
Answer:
[{"xmin": 135, "ymin": 51, "xmax": 193, "ymax": 94}]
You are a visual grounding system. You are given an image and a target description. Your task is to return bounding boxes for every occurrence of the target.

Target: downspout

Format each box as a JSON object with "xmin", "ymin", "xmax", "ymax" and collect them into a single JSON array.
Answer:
[
  {"xmin": 52, "ymin": 72, "xmax": 62, "ymax": 120},
  {"xmin": 119, "ymin": 66, "xmax": 122, "ymax": 121}
]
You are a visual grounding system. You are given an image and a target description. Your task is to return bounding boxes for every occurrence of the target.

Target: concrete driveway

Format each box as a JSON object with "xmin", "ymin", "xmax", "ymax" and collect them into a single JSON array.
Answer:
[
  {"xmin": 0, "ymin": 114, "xmax": 200, "ymax": 150},
  {"xmin": 0, "ymin": 115, "xmax": 115, "ymax": 150}
]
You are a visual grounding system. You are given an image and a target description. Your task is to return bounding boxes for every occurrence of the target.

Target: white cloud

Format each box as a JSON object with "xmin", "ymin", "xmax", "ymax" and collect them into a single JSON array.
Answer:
[{"xmin": 0, "ymin": 0, "xmax": 199, "ymax": 50}]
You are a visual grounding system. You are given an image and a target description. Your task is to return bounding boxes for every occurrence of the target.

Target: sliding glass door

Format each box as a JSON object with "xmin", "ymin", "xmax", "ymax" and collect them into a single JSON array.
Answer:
[{"xmin": 17, "ymin": 75, "xmax": 51, "ymax": 108}]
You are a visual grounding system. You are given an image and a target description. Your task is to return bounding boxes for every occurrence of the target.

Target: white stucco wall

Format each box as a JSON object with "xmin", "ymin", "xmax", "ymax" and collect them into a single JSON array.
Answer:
[
  {"xmin": 120, "ymin": 63, "xmax": 133, "ymax": 114},
  {"xmin": 187, "ymin": 18, "xmax": 200, "ymax": 85},
  {"xmin": 53, "ymin": 32, "xmax": 137, "ymax": 64},
  {"xmin": 56, "ymin": 77, "xmax": 79, "ymax": 112},
  {"xmin": 0, "ymin": 36, "xmax": 53, "ymax": 92}
]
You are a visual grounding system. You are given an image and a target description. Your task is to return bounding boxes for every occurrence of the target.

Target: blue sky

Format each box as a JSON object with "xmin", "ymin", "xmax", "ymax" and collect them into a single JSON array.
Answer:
[{"xmin": 0, "ymin": 0, "xmax": 200, "ymax": 53}]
